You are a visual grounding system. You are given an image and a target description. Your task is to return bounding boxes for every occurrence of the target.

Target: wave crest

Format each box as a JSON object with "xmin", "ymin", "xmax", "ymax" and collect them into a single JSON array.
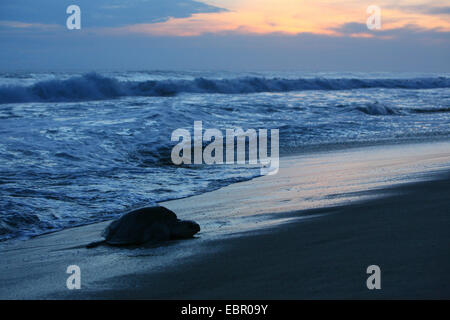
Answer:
[
  {"xmin": 1, "ymin": 73, "xmax": 450, "ymax": 103},
  {"xmin": 355, "ymin": 102, "xmax": 399, "ymax": 115}
]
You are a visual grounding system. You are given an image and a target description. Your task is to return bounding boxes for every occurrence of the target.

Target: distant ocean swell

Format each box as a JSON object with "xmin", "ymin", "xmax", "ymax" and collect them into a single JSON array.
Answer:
[{"xmin": 1, "ymin": 73, "xmax": 450, "ymax": 103}]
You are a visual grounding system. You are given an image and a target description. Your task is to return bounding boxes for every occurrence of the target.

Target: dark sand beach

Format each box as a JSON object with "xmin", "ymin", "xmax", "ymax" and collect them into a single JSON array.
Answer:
[
  {"xmin": 61, "ymin": 175, "xmax": 450, "ymax": 299},
  {"xmin": 1, "ymin": 142, "xmax": 449, "ymax": 299}
]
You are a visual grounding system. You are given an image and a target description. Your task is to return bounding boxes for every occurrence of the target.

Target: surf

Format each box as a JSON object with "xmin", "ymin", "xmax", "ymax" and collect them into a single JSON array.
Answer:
[{"xmin": 1, "ymin": 72, "xmax": 449, "ymax": 104}]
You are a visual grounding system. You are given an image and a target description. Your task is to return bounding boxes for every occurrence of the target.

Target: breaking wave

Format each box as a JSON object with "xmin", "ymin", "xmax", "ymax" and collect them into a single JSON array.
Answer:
[
  {"xmin": 355, "ymin": 102, "xmax": 400, "ymax": 115},
  {"xmin": 1, "ymin": 73, "xmax": 450, "ymax": 103}
]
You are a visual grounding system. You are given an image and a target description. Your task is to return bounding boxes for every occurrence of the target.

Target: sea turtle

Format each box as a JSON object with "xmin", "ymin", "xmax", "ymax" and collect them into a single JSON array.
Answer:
[{"xmin": 86, "ymin": 206, "xmax": 200, "ymax": 248}]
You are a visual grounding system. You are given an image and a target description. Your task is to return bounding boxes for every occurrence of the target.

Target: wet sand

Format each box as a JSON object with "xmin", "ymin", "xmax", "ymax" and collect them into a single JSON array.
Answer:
[
  {"xmin": 62, "ymin": 175, "xmax": 450, "ymax": 299},
  {"xmin": 1, "ymin": 142, "xmax": 450, "ymax": 299}
]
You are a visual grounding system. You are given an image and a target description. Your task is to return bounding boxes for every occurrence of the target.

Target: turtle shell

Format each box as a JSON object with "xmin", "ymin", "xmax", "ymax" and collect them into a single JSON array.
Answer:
[{"xmin": 102, "ymin": 206, "xmax": 178, "ymax": 245}]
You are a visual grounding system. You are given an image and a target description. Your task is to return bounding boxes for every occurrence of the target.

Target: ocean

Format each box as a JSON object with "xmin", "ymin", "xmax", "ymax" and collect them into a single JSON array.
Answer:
[{"xmin": 1, "ymin": 71, "xmax": 449, "ymax": 241}]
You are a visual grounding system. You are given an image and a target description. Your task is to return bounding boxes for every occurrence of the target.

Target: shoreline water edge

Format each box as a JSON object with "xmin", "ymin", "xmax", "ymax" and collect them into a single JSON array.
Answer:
[{"xmin": 0, "ymin": 140, "xmax": 449, "ymax": 299}]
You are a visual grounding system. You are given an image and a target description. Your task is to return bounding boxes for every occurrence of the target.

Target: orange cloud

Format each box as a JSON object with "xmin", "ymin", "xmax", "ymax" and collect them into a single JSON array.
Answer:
[{"xmin": 116, "ymin": 0, "xmax": 450, "ymax": 36}]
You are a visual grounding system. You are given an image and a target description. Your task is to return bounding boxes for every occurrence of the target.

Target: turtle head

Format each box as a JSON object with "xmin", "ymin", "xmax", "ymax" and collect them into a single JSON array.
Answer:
[{"xmin": 171, "ymin": 220, "xmax": 200, "ymax": 239}]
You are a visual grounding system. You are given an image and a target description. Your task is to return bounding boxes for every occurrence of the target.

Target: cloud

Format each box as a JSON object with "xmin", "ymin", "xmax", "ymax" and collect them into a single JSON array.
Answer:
[
  {"xmin": 99, "ymin": 0, "xmax": 450, "ymax": 37},
  {"xmin": 0, "ymin": 0, "xmax": 449, "ymax": 72},
  {"xmin": 389, "ymin": 3, "xmax": 450, "ymax": 16},
  {"xmin": 425, "ymin": 6, "xmax": 450, "ymax": 15},
  {"xmin": 1, "ymin": 29, "xmax": 449, "ymax": 72},
  {"xmin": 0, "ymin": 0, "xmax": 226, "ymax": 27},
  {"xmin": 332, "ymin": 22, "xmax": 368, "ymax": 35},
  {"xmin": 2, "ymin": 0, "xmax": 450, "ymax": 37},
  {"xmin": 332, "ymin": 21, "xmax": 450, "ymax": 42},
  {"xmin": 0, "ymin": 21, "xmax": 57, "ymax": 29}
]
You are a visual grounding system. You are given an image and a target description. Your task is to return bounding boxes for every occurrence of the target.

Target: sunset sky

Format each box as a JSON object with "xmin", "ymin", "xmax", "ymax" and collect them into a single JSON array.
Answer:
[
  {"xmin": 122, "ymin": 0, "xmax": 450, "ymax": 36},
  {"xmin": 0, "ymin": 0, "xmax": 449, "ymax": 71}
]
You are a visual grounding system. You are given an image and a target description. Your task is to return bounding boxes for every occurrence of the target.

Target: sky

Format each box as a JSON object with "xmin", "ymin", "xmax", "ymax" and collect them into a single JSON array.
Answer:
[{"xmin": 0, "ymin": 0, "xmax": 449, "ymax": 72}]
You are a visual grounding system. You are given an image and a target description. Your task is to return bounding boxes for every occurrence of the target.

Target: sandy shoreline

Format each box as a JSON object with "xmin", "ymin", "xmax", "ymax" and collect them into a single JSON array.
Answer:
[
  {"xmin": 74, "ymin": 175, "xmax": 450, "ymax": 299},
  {"xmin": 1, "ymin": 141, "xmax": 450, "ymax": 299}
]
